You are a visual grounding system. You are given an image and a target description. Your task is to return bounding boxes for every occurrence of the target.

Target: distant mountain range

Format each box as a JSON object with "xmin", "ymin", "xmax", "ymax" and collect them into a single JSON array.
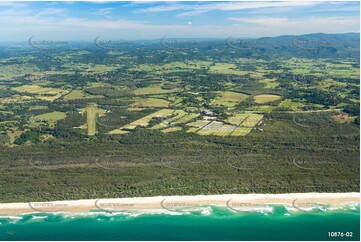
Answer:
[{"xmin": 0, "ymin": 33, "xmax": 359, "ymax": 59}]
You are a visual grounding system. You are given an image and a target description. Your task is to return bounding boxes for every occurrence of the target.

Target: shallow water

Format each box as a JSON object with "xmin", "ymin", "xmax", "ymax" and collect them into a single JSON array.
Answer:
[{"xmin": 0, "ymin": 205, "xmax": 359, "ymax": 241}]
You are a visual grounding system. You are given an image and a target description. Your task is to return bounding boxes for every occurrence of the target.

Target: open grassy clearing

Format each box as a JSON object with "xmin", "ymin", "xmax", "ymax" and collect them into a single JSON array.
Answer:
[
  {"xmin": 0, "ymin": 64, "xmax": 39, "ymax": 80},
  {"xmin": 62, "ymin": 63, "xmax": 121, "ymax": 74},
  {"xmin": 162, "ymin": 61, "xmax": 213, "ymax": 70},
  {"xmin": 186, "ymin": 127, "xmax": 199, "ymax": 133},
  {"xmin": 279, "ymin": 99, "xmax": 304, "ymax": 110},
  {"xmin": 173, "ymin": 113, "xmax": 200, "ymax": 125},
  {"xmin": 13, "ymin": 85, "xmax": 69, "ymax": 101},
  {"xmin": 226, "ymin": 114, "xmax": 249, "ymax": 125},
  {"xmin": 109, "ymin": 109, "xmax": 174, "ymax": 134},
  {"xmin": 229, "ymin": 127, "xmax": 253, "ymax": 136},
  {"xmin": 186, "ymin": 120, "xmax": 211, "ymax": 128},
  {"xmin": 282, "ymin": 58, "xmax": 360, "ymax": 79},
  {"xmin": 31, "ymin": 111, "xmax": 66, "ymax": 128},
  {"xmin": 209, "ymin": 63, "xmax": 247, "ymax": 75},
  {"xmin": 107, "ymin": 129, "xmax": 129, "ymax": 135},
  {"xmin": 150, "ymin": 110, "xmax": 187, "ymax": 130},
  {"xmin": 127, "ymin": 107, "xmax": 146, "ymax": 111},
  {"xmin": 161, "ymin": 127, "xmax": 182, "ymax": 133},
  {"xmin": 241, "ymin": 114, "xmax": 264, "ymax": 127},
  {"xmin": 0, "ymin": 95, "xmax": 32, "ymax": 103},
  {"xmin": 133, "ymin": 85, "xmax": 180, "ymax": 95},
  {"xmin": 212, "ymin": 91, "xmax": 248, "ymax": 107},
  {"xmin": 254, "ymin": 94, "xmax": 281, "ymax": 104}
]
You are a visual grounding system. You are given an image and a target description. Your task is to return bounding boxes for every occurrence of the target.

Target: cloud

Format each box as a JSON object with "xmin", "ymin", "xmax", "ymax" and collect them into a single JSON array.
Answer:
[
  {"xmin": 36, "ymin": 8, "xmax": 68, "ymax": 16},
  {"xmin": 228, "ymin": 17, "xmax": 289, "ymax": 24},
  {"xmin": 93, "ymin": 8, "xmax": 114, "ymax": 17},
  {"xmin": 0, "ymin": 2, "xmax": 358, "ymax": 41},
  {"xmin": 136, "ymin": 1, "xmax": 322, "ymax": 16},
  {"xmin": 0, "ymin": 2, "xmax": 26, "ymax": 7},
  {"xmin": 135, "ymin": 4, "xmax": 187, "ymax": 13},
  {"xmin": 228, "ymin": 16, "xmax": 359, "ymax": 26}
]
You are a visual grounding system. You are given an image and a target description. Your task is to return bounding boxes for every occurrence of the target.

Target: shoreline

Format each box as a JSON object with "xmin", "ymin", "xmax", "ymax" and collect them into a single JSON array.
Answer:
[{"xmin": 0, "ymin": 193, "xmax": 359, "ymax": 215}]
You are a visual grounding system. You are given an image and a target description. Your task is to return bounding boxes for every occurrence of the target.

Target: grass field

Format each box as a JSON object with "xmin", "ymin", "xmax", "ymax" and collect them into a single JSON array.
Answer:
[
  {"xmin": 186, "ymin": 120, "xmax": 211, "ymax": 128},
  {"xmin": 241, "ymin": 114, "xmax": 264, "ymax": 127},
  {"xmin": 186, "ymin": 127, "xmax": 200, "ymax": 133},
  {"xmin": 13, "ymin": 85, "xmax": 69, "ymax": 101},
  {"xmin": 209, "ymin": 63, "xmax": 247, "ymax": 75},
  {"xmin": 31, "ymin": 111, "xmax": 66, "ymax": 128},
  {"xmin": 107, "ymin": 129, "xmax": 129, "ymax": 135},
  {"xmin": 226, "ymin": 114, "xmax": 249, "ymax": 125},
  {"xmin": 0, "ymin": 64, "xmax": 39, "ymax": 80},
  {"xmin": 109, "ymin": 109, "xmax": 174, "ymax": 134},
  {"xmin": 279, "ymin": 99, "xmax": 304, "ymax": 110},
  {"xmin": 254, "ymin": 94, "xmax": 281, "ymax": 104},
  {"xmin": 0, "ymin": 95, "xmax": 32, "ymax": 104},
  {"xmin": 282, "ymin": 58, "xmax": 360, "ymax": 79},
  {"xmin": 150, "ymin": 110, "xmax": 187, "ymax": 129},
  {"xmin": 229, "ymin": 127, "xmax": 253, "ymax": 136},
  {"xmin": 173, "ymin": 113, "xmax": 199, "ymax": 125},
  {"xmin": 133, "ymin": 85, "xmax": 180, "ymax": 95},
  {"xmin": 212, "ymin": 91, "xmax": 248, "ymax": 107}
]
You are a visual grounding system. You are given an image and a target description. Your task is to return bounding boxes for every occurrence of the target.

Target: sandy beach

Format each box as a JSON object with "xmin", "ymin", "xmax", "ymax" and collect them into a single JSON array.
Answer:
[{"xmin": 0, "ymin": 193, "xmax": 359, "ymax": 215}]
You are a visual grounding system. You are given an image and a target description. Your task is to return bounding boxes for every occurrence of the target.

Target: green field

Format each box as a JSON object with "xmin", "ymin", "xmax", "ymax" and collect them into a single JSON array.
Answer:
[
  {"xmin": 110, "ymin": 109, "xmax": 174, "ymax": 134},
  {"xmin": 254, "ymin": 94, "xmax": 281, "ymax": 104},
  {"xmin": 133, "ymin": 85, "xmax": 180, "ymax": 95},
  {"xmin": 241, "ymin": 114, "xmax": 264, "ymax": 127},
  {"xmin": 212, "ymin": 91, "xmax": 249, "ymax": 107},
  {"xmin": 13, "ymin": 85, "xmax": 69, "ymax": 101},
  {"xmin": 31, "ymin": 112, "xmax": 66, "ymax": 128}
]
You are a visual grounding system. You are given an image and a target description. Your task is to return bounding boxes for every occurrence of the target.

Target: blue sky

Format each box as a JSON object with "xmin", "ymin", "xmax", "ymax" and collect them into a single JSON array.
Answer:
[{"xmin": 0, "ymin": 1, "xmax": 359, "ymax": 41}]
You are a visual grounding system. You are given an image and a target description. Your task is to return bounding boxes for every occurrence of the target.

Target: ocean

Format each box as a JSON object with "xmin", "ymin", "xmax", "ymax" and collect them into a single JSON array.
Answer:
[{"xmin": 0, "ymin": 205, "xmax": 359, "ymax": 241}]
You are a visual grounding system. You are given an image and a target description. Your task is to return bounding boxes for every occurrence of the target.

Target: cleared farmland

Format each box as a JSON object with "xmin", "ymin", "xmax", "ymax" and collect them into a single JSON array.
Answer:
[
  {"xmin": 212, "ymin": 91, "xmax": 249, "ymax": 107},
  {"xmin": 109, "ymin": 109, "xmax": 174, "ymax": 134},
  {"xmin": 241, "ymin": 114, "xmax": 264, "ymax": 127},
  {"xmin": 254, "ymin": 94, "xmax": 281, "ymax": 104}
]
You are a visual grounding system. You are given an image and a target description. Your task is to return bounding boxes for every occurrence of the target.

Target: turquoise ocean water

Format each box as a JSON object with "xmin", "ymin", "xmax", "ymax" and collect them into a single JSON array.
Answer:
[{"xmin": 0, "ymin": 205, "xmax": 359, "ymax": 241}]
